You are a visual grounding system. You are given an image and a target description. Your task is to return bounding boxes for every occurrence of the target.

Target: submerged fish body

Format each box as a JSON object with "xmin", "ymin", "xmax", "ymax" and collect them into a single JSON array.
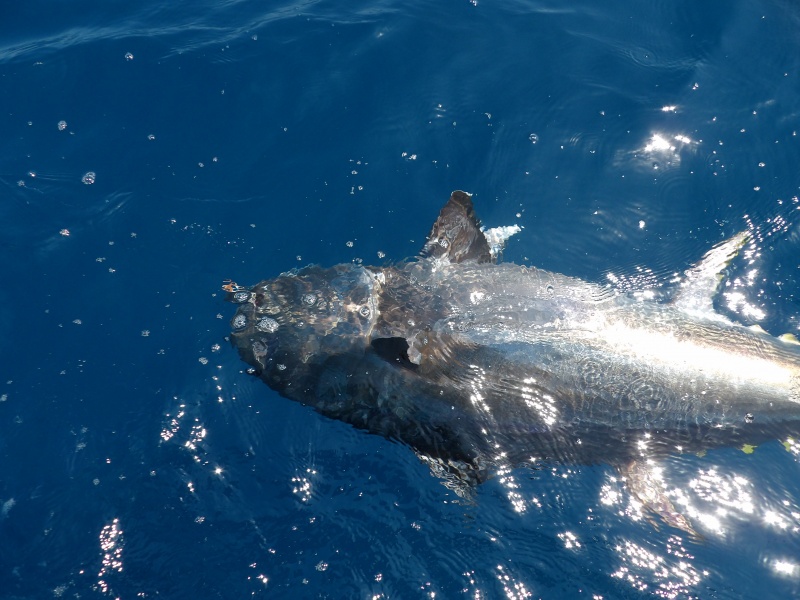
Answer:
[{"xmin": 228, "ymin": 191, "xmax": 800, "ymax": 481}]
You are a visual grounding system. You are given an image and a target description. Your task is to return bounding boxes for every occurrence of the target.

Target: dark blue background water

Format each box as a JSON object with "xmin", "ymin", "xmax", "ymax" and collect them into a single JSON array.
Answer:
[{"xmin": 2, "ymin": 1, "xmax": 800, "ymax": 598}]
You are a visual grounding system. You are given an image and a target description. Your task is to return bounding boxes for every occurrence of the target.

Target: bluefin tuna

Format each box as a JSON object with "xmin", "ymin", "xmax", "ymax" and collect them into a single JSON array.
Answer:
[{"xmin": 227, "ymin": 191, "xmax": 800, "ymax": 497}]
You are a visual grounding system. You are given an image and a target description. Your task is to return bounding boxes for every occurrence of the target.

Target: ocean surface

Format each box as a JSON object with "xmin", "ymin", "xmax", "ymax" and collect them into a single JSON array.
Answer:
[{"xmin": 1, "ymin": 0, "xmax": 800, "ymax": 598}]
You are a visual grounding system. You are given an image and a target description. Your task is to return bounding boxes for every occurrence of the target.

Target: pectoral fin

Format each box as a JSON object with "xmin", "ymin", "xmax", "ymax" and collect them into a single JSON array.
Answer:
[{"xmin": 370, "ymin": 337, "xmax": 418, "ymax": 370}]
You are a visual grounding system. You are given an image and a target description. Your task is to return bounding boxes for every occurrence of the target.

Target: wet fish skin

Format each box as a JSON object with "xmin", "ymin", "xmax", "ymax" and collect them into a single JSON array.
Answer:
[{"xmin": 228, "ymin": 191, "xmax": 800, "ymax": 479}]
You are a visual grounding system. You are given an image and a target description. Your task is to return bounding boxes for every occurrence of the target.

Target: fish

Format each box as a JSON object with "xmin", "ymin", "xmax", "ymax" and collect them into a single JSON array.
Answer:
[{"xmin": 226, "ymin": 191, "xmax": 800, "ymax": 506}]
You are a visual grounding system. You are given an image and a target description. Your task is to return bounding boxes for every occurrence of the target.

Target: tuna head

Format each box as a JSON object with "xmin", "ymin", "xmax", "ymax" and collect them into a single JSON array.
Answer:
[
  {"xmin": 226, "ymin": 190, "xmax": 502, "ymax": 422},
  {"xmin": 228, "ymin": 263, "xmax": 383, "ymax": 408}
]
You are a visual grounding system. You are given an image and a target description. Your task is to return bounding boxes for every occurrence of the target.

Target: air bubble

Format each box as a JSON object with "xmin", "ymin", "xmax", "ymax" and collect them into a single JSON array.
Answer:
[
  {"xmin": 359, "ymin": 306, "xmax": 371, "ymax": 318},
  {"xmin": 232, "ymin": 314, "xmax": 248, "ymax": 330},
  {"xmin": 233, "ymin": 291, "xmax": 250, "ymax": 303},
  {"xmin": 124, "ymin": 52, "xmax": 134, "ymax": 61},
  {"xmin": 301, "ymin": 293, "xmax": 317, "ymax": 306},
  {"xmin": 82, "ymin": 172, "xmax": 96, "ymax": 185},
  {"xmin": 256, "ymin": 317, "xmax": 279, "ymax": 333},
  {"xmin": 529, "ymin": 133, "xmax": 539, "ymax": 144},
  {"xmin": 57, "ymin": 120, "xmax": 67, "ymax": 131}
]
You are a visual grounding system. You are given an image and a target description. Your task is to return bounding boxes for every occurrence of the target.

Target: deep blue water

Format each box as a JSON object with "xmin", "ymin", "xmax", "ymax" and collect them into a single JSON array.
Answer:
[{"xmin": 2, "ymin": 0, "xmax": 800, "ymax": 598}]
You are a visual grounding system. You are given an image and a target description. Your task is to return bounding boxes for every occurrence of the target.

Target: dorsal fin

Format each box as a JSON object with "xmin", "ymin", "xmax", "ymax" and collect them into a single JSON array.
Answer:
[
  {"xmin": 673, "ymin": 231, "xmax": 749, "ymax": 314},
  {"xmin": 421, "ymin": 191, "xmax": 492, "ymax": 264}
]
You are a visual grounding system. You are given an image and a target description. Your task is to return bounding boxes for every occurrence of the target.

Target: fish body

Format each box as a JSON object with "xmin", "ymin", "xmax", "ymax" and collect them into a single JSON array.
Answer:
[{"xmin": 228, "ymin": 191, "xmax": 800, "ymax": 479}]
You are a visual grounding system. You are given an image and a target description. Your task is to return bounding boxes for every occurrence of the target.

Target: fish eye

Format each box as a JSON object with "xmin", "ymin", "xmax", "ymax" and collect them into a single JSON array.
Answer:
[
  {"xmin": 256, "ymin": 317, "xmax": 279, "ymax": 333},
  {"xmin": 232, "ymin": 313, "xmax": 248, "ymax": 330}
]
